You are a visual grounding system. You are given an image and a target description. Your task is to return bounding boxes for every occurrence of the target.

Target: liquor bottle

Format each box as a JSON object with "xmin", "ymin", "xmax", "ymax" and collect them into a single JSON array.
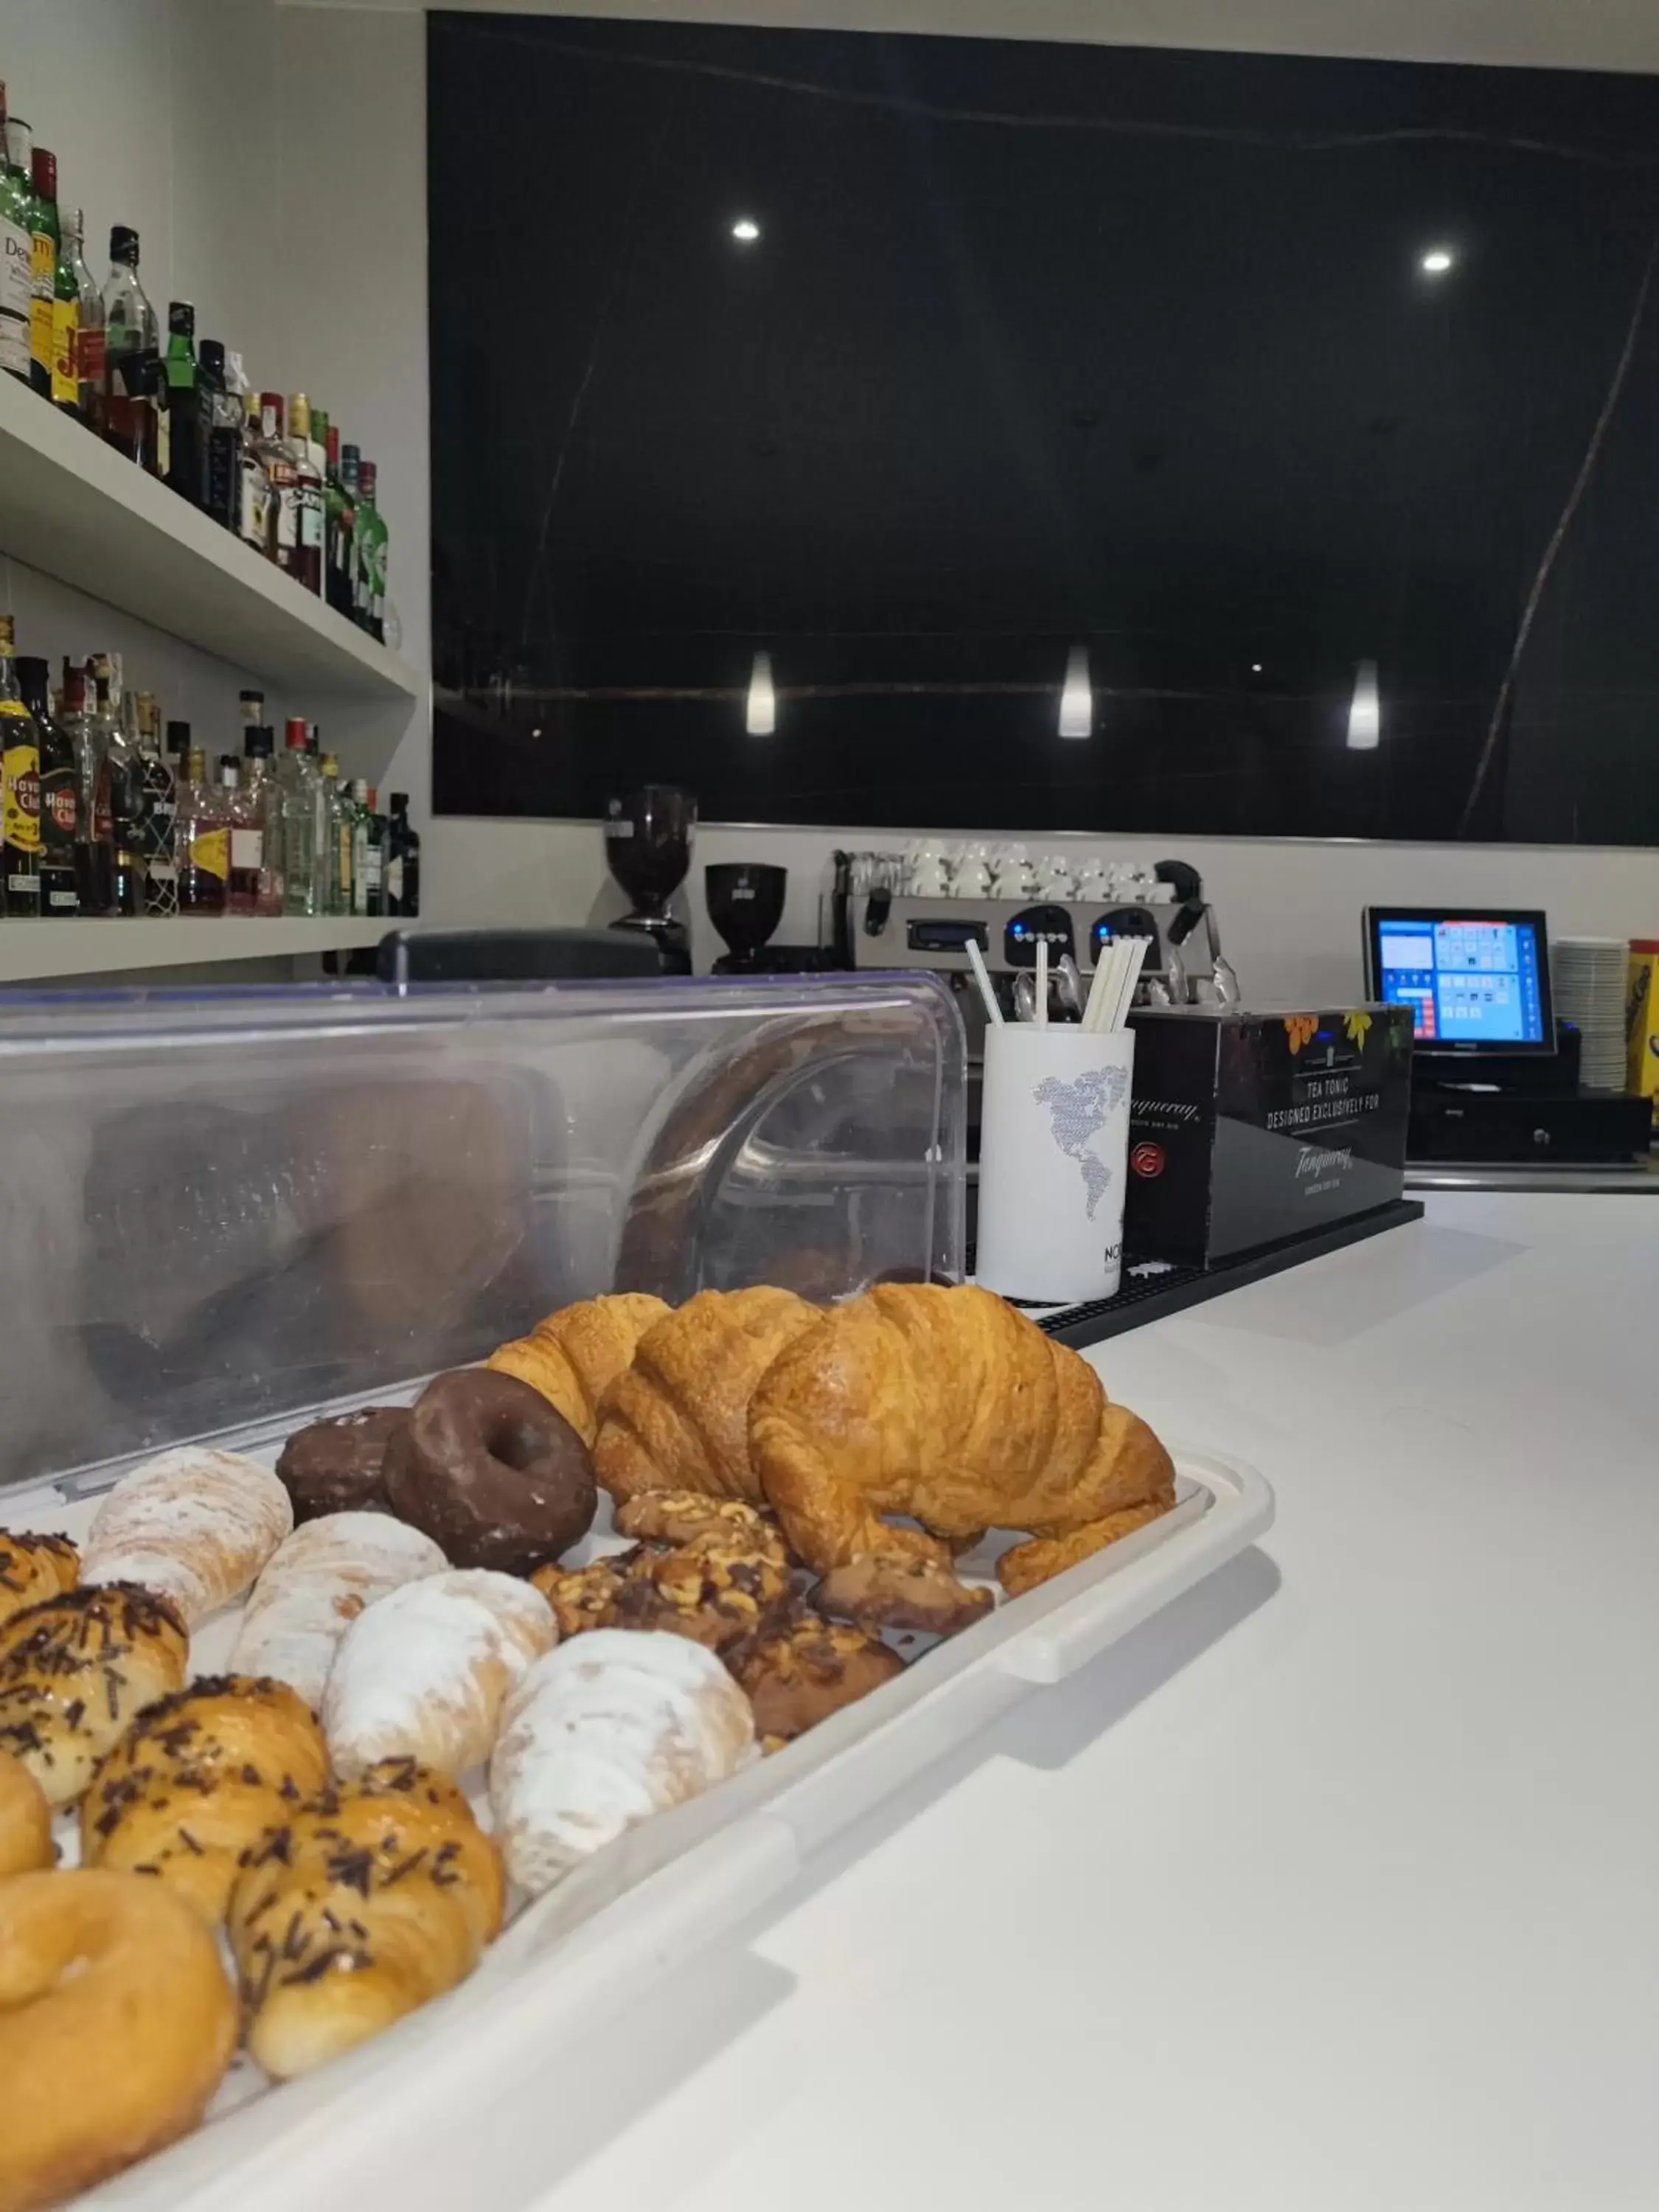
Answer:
[
  {"xmin": 0, "ymin": 616, "xmax": 41, "ymax": 916},
  {"xmin": 339, "ymin": 443, "xmax": 363, "ymax": 622},
  {"xmin": 324, "ymin": 424, "xmax": 352, "ymax": 616},
  {"xmin": 135, "ymin": 692, "xmax": 177, "ymax": 917},
  {"xmin": 62, "ymin": 660, "xmax": 112, "ymax": 915},
  {"xmin": 315, "ymin": 752, "xmax": 350, "ymax": 916},
  {"xmin": 355, "ymin": 461, "xmax": 388, "ymax": 643},
  {"xmin": 102, "ymin": 227, "xmax": 161, "ymax": 471},
  {"xmin": 0, "ymin": 85, "xmax": 32, "ymax": 387},
  {"xmin": 26, "ymin": 144, "xmax": 58, "ymax": 402},
  {"xmin": 349, "ymin": 779, "xmax": 384, "ymax": 917},
  {"xmin": 288, "ymin": 394, "xmax": 324, "ymax": 594},
  {"xmin": 93, "ymin": 655, "xmax": 144, "ymax": 916},
  {"xmin": 237, "ymin": 376, "xmax": 271, "ymax": 554},
  {"xmin": 278, "ymin": 717, "xmax": 319, "ymax": 915},
  {"xmin": 41, "ymin": 161, "xmax": 78, "ymax": 415},
  {"xmin": 60, "ymin": 208, "xmax": 101, "ymax": 427},
  {"xmin": 199, "ymin": 340, "xmax": 240, "ymax": 529},
  {"xmin": 241, "ymin": 724, "xmax": 283, "ymax": 914},
  {"xmin": 258, "ymin": 394, "xmax": 299, "ymax": 574},
  {"xmin": 175, "ymin": 748, "xmax": 227, "ymax": 917},
  {"xmin": 385, "ymin": 792, "xmax": 420, "ymax": 918},
  {"xmin": 219, "ymin": 757, "xmax": 262, "ymax": 916},
  {"xmin": 163, "ymin": 302, "xmax": 206, "ymax": 507},
  {"xmin": 18, "ymin": 656, "xmax": 77, "ymax": 917}
]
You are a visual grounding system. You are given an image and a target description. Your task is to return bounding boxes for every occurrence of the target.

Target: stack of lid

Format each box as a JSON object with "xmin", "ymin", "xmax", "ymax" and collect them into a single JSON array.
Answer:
[{"xmin": 1551, "ymin": 937, "xmax": 1629, "ymax": 1092}]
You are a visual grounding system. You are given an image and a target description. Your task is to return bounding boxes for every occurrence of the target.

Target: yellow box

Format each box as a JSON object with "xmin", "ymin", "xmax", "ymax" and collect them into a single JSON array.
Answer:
[{"xmin": 1625, "ymin": 943, "xmax": 1659, "ymax": 1100}]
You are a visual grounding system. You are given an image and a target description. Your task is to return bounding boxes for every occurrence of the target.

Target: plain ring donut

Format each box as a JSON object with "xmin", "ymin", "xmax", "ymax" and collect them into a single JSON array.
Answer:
[
  {"xmin": 382, "ymin": 1368, "xmax": 597, "ymax": 1574},
  {"xmin": 0, "ymin": 1867, "xmax": 237, "ymax": 2211},
  {"xmin": 0, "ymin": 1744, "xmax": 52, "ymax": 1881}
]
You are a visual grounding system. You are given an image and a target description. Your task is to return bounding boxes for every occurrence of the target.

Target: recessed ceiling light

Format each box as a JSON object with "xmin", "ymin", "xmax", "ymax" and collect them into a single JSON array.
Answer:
[
  {"xmin": 731, "ymin": 218, "xmax": 761, "ymax": 244},
  {"xmin": 1419, "ymin": 247, "xmax": 1455, "ymax": 276},
  {"xmin": 1251, "ymin": 662, "xmax": 1263, "ymax": 674}
]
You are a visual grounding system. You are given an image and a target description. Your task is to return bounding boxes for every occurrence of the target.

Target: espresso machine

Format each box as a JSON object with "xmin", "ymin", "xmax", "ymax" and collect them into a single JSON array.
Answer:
[{"xmin": 825, "ymin": 849, "xmax": 1237, "ymax": 1057}]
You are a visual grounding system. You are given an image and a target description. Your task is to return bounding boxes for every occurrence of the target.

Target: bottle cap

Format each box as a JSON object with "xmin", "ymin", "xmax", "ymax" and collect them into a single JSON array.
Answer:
[
  {"xmin": 366, "ymin": 787, "xmax": 379, "ymax": 809},
  {"xmin": 306, "ymin": 725, "xmax": 320, "ymax": 754},
  {"xmin": 29, "ymin": 147, "xmax": 55, "ymax": 200},
  {"xmin": 284, "ymin": 717, "xmax": 309, "ymax": 750},
  {"xmin": 349, "ymin": 779, "xmax": 369, "ymax": 800},
  {"xmin": 288, "ymin": 393, "xmax": 310, "ymax": 439},
  {"xmin": 391, "ymin": 792, "xmax": 409, "ymax": 809},
  {"xmin": 15, "ymin": 655, "xmax": 47, "ymax": 698},
  {"xmin": 358, "ymin": 462, "xmax": 377, "ymax": 495},
  {"xmin": 218, "ymin": 756, "xmax": 240, "ymax": 785},
  {"xmin": 238, "ymin": 689, "xmax": 265, "ymax": 717},
  {"xmin": 168, "ymin": 301, "xmax": 195, "ymax": 338},
  {"xmin": 327, "ymin": 423, "xmax": 340, "ymax": 465},
  {"xmin": 0, "ymin": 615, "xmax": 14, "ymax": 650},
  {"xmin": 4, "ymin": 119, "xmax": 32, "ymax": 173},
  {"xmin": 260, "ymin": 392, "xmax": 284, "ymax": 430},
  {"xmin": 63, "ymin": 205, "xmax": 83, "ymax": 241},
  {"xmin": 187, "ymin": 748, "xmax": 206, "ymax": 782},
  {"xmin": 341, "ymin": 442, "xmax": 360, "ymax": 465},
  {"xmin": 109, "ymin": 224, "xmax": 139, "ymax": 266},
  {"xmin": 311, "ymin": 406, "xmax": 329, "ymax": 441},
  {"xmin": 321, "ymin": 754, "xmax": 340, "ymax": 776},
  {"xmin": 165, "ymin": 720, "xmax": 190, "ymax": 754},
  {"xmin": 198, "ymin": 338, "xmax": 225, "ymax": 380}
]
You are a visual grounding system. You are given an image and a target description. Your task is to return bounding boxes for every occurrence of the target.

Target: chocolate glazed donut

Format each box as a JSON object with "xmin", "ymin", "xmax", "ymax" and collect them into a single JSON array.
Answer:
[
  {"xmin": 276, "ymin": 1408, "xmax": 411, "ymax": 1523},
  {"xmin": 382, "ymin": 1371, "xmax": 597, "ymax": 1575}
]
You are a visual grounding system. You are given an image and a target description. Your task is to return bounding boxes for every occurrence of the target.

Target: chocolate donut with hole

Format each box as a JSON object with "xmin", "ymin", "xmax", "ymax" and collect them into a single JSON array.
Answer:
[{"xmin": 381, "ymin": 1370, "xmax": 597, "ymax": 1574}]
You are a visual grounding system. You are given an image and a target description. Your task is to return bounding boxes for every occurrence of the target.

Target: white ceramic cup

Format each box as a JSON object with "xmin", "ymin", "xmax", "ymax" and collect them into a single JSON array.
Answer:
[{"xmin": 976, "ymin": 1024, "xmax": 1136, "ymax": 1304}]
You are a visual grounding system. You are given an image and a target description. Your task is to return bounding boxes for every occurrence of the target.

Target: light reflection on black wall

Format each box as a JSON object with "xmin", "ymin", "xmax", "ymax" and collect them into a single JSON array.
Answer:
[{"xmin": 428, "ymin": 14, "xmax": 1659, "ymax": 844}]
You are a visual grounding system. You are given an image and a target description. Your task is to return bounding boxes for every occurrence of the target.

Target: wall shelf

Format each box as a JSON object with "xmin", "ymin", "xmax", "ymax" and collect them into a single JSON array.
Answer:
[
  {"xmin": 0, "ymin": 375, "xmax": 421, "ymax": 705},
  {"xmin": 0, "ymin": 918, "xmax": 393, "ymax": 984}
]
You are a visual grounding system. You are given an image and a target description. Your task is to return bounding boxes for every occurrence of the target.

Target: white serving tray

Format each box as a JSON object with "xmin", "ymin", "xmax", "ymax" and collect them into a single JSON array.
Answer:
[{"xmin": 1, "ymin": 1410, "xmax": 1272, "ymax": 2211}]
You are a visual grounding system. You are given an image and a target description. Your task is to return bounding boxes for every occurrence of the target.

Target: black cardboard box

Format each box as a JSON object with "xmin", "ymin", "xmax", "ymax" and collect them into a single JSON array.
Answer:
[{"xmin": 1124, "ymin": 1004, "xmax": 1413, "ymax": 1265}]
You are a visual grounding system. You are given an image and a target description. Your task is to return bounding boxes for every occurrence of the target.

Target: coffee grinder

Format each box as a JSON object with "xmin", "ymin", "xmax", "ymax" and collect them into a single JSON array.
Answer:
[{"xmin": 602, "ymin": 786, "xmax": 695, "ymax": 973}]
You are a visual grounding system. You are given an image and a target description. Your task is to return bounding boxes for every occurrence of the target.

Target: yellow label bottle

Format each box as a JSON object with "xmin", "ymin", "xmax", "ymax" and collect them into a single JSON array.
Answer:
[{"xmin": 49, "ymin": 297, "xmax": 77, "ymax": 407}]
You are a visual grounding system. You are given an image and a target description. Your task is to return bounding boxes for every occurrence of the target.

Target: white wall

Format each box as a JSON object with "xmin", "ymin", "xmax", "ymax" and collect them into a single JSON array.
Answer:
[{"xmin": 285, "ymin": 0, "xmax": 1659, "ymax": 79}]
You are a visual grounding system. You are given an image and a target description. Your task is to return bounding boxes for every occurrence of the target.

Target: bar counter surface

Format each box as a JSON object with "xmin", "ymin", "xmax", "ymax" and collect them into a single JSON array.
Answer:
[{"xmin": 459, "ymin": 1193, "xmax": 1659, "ymax": 2211}]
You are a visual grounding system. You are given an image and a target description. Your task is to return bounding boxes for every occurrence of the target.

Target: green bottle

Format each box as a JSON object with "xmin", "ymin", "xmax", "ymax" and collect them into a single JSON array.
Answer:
[
  {"xmin": 26, "ymin": 145, "xmax": 59, "ymax": 401},
  {"xmin": 355, "ymin": 459, "xmax": 389, "ymax": 644}
]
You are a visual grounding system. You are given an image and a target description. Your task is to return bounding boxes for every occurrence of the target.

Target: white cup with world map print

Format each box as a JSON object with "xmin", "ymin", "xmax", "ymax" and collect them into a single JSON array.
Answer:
[{"xmin": 975, "ymin": 1023, "xmax": 1136, "ymax": 1304}]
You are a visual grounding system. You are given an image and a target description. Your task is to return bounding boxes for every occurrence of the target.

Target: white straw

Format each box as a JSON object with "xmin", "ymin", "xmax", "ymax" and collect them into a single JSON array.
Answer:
[
  {"xmin": 1034, "ymin": 939, "xmax": 1048, "ymax": 1026},
  {"xmin": 1085, "ymin": 939, "xmax": 1126, "ymax": 1034},
  {"xmin": 1109, "ymin": 936, "xmax": 1149, "ymax": 1031},
  {"xmin": 967, "ymin": 938, "xmax": 1004, "ymax": 1026},
  {"xmin": 1081, "ymin": 942, "xmax": 1116, "ymax": 1032}
]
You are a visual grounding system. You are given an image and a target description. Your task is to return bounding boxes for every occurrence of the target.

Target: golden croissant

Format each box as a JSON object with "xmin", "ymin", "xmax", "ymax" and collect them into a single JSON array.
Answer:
[
  {"xmin": 487, "ymin": 1291, "xmax": 669, "ymax": 1444},
  {"xmin": 749, "ymin": 1282, "xmax": 1175, "ymax": 1595},
  {"xmin": 593, "ymin": 1286, "xmax": 821, "ymax": 1506},
  {"xmin": 81, "ymin": 1674, "xmax": 330, "ymax": 1921},
  {"xmin": 227, "ymin": 1756, "xmax": 504, "ymax": 2079}
]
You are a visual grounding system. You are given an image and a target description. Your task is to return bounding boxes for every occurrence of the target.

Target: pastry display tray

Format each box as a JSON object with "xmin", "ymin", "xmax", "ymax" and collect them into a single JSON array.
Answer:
[{"xmin": 20, "ymin": 1396, "xmax": 1275, "ymax": 2212}]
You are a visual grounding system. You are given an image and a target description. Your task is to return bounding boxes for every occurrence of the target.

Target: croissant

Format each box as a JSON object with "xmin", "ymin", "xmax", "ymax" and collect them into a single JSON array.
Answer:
[
  {"xmin": 593, "ymin": 1287, "xmax": 821, "ymax": 1506},
  {"xmin": 322, "ymin": 1568, "xmax": 555, "ymax": 1779},
  {"xmin": 490, "ymin": 1630, "xmax": 754, "ymax": 1896},
  {"xmin": 0, "ymin": 1530, "xmax": 78, "ymax": 1628},
  {"xmin": 0, "ymin": 1585, "xmax": 188, "ymax": 1808},
  {"xmin": 227, "ymin": 1758, "xmax": 504, "ymax": 2079},
  {"xmin": 229, "ymin": 1512, "xmax": 448, "ymax": 1710},
  {"xmin": 749, "ymin": 1283, "xmax": 1176, "ymax": 1599},
  {"xmin": 80, "ymin": 1674, "xmax": 330, "ymax": 1921},
  {"xmin": 487, "ymin": 1292, "xmax": 669, "ymax": 1444},
  {"xmin": 81, "ymin": 1447, "xmax": 293, "ymax": 1628}
]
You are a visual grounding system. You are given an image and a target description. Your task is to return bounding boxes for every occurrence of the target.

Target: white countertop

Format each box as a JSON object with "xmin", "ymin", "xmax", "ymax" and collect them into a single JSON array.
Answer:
[{"xmin": 463, "ymin": 1194, "xmax": 1659, "ymax": 2212}]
